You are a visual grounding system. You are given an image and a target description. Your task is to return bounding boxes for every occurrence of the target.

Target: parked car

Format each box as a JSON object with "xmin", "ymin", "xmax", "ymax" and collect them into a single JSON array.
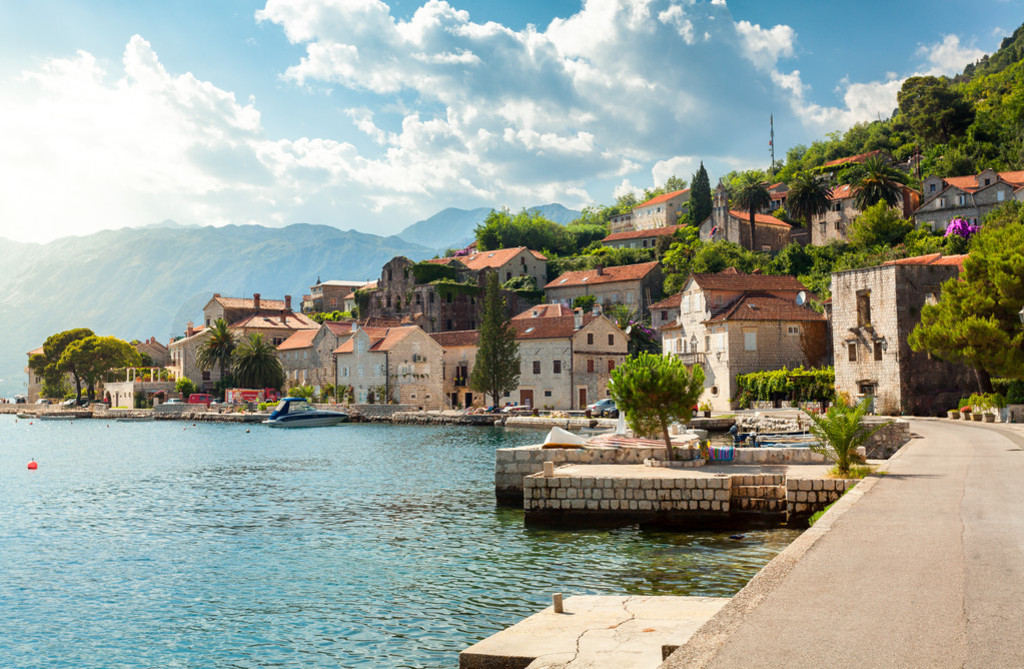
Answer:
[
  {"xmin": 188, "ymin": 393, "xmax": 214, "ymax": 407},
  {"xmin": 35, "ymin": 398, "xmax": 51, "ymax": 405},
  {"xmin": 587, "ymin": 398, "xmax": 618, "ymax": 417},
  {"xmin": 14, "ymin": 395, "xmax": 26, "ymax": 404},
  {"xmin": 165, "ymin": 398, "xmax": 183, "ymax": 404}
]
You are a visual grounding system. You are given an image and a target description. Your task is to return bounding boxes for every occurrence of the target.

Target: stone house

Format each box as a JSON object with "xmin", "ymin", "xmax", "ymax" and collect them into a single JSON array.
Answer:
[
  {"xmin": 303, "ymin": 280, "xmax": 367, "ymax": 313},
  {"xmin": 230, "ymin": 310, "xmax": 319, "ymax": 348},
  {"xmin": 660, "ymin": 268, "xmax": 827, "ymax": 411},
  {"xmin": 913, "ymin": 169, "xmax": 1024, "ymax": 232},
  {"xmin": 203, "ymin": 293, "xmax": 295, "ymax": 328},
  {"xmin": 767, "ymin": 182, "xmax": 789, "ymax": 212},
  {"xmin": 831, "ymin": 253, "xmax": 976, "ymax": 415},
  {"xmin": 608, "ymin": 211, "xmax": 634, "ymax": 234},
  {"xmin": 632, "ymin": 189, "xmax": 690, "ymax": 230},
  {"xmin": 363, "ymin": 256, "xmax": 535, "ymax": 333},
  {"xmin": 649, "ymin": 293, "xmax": 681, "ymax": 334},
  {"xmin": 333, "ymin": 325, "xmax": 444, "ymax": 408},
  {"xmin": 278, "ymin": 321, "xmax": 360, "ymax": 391},
  {"xmin": 343, "ymin": 280, "xmax": 377, "ymax": 314},
  {"xmin": 134, "ymin": 337, "xmax": 170, "ymax": 367},
  {"xmin": 810, "ymin": 184, "xmax": 922, "ymax": 245},
  {"xmin": 430, "ymin": 329, "xmax": 481, "ymax": 409},
  {"xmin": 698, "ymin": 185, "xmax": 792, "ymax": 252},
  {"xmin": 600, "ymin": 225, "xmax": 680, "ymax": 250},
  {"xmin": 544, "ymin": 261, "xmax": 664, "ymax": 319},
  {"xmin": 438, "ymin": 246, "xmax": 548, "ymax": 290},
  {"xmin": 25, "ymin": 347, "xmax": 44, "ymax": 402},
  {"xmin": 168, "ymin": 323, "xmax": 215, "ymax": 390}
]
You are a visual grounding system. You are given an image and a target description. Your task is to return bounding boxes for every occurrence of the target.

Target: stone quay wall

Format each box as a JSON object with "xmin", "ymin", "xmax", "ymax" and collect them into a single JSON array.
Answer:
[
  {"xmin": 787, "ymin": 477, "xmax": 857, "ymax": 520},
  {"xmin": 495, "ymin": 443, "xmax": 699, "ymax": 505},
  {"xmin": 865, "ymin": 418, "xmax": 910, "ymax": 459},
  {"xmin": 524, "ymin": 472, "xmax": 733, "ymax": 522}
]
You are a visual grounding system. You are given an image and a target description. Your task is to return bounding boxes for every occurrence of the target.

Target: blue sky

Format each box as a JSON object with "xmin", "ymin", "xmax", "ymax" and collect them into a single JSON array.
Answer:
[{"xmin": 0, "ymin": 0, "xmax": 1019, "ymax": 243}]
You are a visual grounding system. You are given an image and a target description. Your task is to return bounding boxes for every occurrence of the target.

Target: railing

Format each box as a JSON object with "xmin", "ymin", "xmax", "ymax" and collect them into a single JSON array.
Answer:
[{"xmin": 671, "ymin": 352, "xmax": 707, "ymax": 366}]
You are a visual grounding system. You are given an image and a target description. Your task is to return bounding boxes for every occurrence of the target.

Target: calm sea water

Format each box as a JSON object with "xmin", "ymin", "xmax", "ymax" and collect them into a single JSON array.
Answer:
[{"xmin": 0, "ymin": 417, "xmax": 799, "ymax": 668}]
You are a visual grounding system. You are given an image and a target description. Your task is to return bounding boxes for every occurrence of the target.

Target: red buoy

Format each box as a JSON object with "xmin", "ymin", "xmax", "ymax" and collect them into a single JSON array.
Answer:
[{"xmin": 27, "ymin": 460, "xmax": 38, "ymax": 470}]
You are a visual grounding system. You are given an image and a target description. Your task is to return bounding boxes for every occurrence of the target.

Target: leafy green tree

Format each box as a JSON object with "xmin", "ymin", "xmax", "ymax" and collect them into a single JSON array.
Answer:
[
  {"xmin": 850, "ymin": 157, "xmax": 908, "ymax": 210},
  {"xmin": 897, "ymin": 76, "xmax": 975, "ymax": 145},
  {"xmin": 806, "ymin": 397, "xmax": 886, "ymax": 477},
  {"xmin": 469, "ymin": 272, "xmax": 521, "ymax": 407},
  {"xmin": 731, "ymin": 171, "xmax": 771, "ymax": 249},
  {"xmin": 197, "ymin": 318, "xmax": 236, "ymax": 387},
  {"xmin": 29, "ymin": 328, "xmax": 95, "ymax": 401},
  {"xmin": 609, "ymin": 352, "xmax": 705, "ymax": 460},
  {"xmin": 848, "ymin": 201, "xmax": 915, "ymax": 247},
  {"xmin": 232, "ymin": 332, "xmax": 286, "ymax": 390},
  {"xmin": 175, "ymin": 377, "xmax": 197, "ymax": 399},
  {"xmin": 786, "ymin": 170, "xmax": 833, "ymax": 227},
  {"xmin": 502, "ymin": 274, "xmax": 537, "ymax": 291},
  {"xmin": 475, "ymin": 208, "xmax": 573, "ymax": 255},
  {"xmin": 287, "ymin": 384, "xmax": 315, "ymax": 400},
  {"xmin": 60, "ymin": 335, "xmax": 141, "ymax": 400},
  {"xmin": 572, "ymin": 294, "xmax": 597, "ymax": 312},
  {"xmin": 909, "ymin": 203, "xmax": 1024, "ymax": 389},
  {"xmin": 689, "ymin": 162, "xmax": 713, "ymax": 226}
]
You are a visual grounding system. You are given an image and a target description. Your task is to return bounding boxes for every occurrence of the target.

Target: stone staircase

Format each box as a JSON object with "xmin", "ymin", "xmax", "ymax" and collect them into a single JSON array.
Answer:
[{"xmin": 730, "ymin": 474, "xmax": 787, "ymax": 519}]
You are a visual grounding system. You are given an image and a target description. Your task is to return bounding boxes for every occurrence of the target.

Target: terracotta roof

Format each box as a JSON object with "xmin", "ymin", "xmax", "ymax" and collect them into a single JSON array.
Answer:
[
  {"xmin": 545, "ymin": 261, "xmax": 661, "ymax": 289},
  {"xmin": 725, "ymin": 210, "xmax": 791, "ymax": 227},
  {"xmin": 705, "ymin": 292, "xmax": 826, "ymax": 323},
  {"xmin": 601, "ymin": 225, "xmax": 681, "ymax": 243},
  {"xmin": 323, "ymin": 321, "xmax": 360, "ymax": 336},
  {"xmin": 277, "ymin": 329, "xmax": 317, "ymax": 351},
  {"xmin": 636, "ymin": 189, "xmax": 689, "ymax": 209},
  {"xmin": 423, "ymin": 256, "xmax": 464, "ymax": 266},
  {"xmin": 512, "ymin": 304, "xmax": 574, "ymax": 319},
  {"xmin": 332, "ymin": 326, "xmax": 400, "ymax": 354},
  {"xmin": 231, "ymin": 312, "xmax": 318, "ymax": 331},
  {"xmin": 513, "ymin": 314, "xmax": 597, "ymax": 340},
  {"xmin": 882, "ymin": 253, "xmax": 967, "ymax": 269},
  {"xmin": 458, "ymin": 246, "xmax": 547, "ymax": 269},
  {"xmin": 430, "ymin": 330, "xmax": 480, "ymax": 347},
  {"xmin": 830, "ymin": 184, "xmax": 854, "ymax": 200},
  {"xmin": 28, "ymin": 347, "xmax": 43, "ymax": 356},
  {"xmin": 938, "ymin": 171, "xmax": 1024, "ymax": 194},
  {"xmin": 213, "ymin": 295, "xmax": 288, "ymax": 311},
  {"xmin": 650, "ymin": 293, "xmax": 682, "ymax": 310},
  {"xmin": 372, "ymin": 327, "xmax": 416, "ymax": 352},
  {"xmin": 690, "ymin": 268, "xmax": 807, "ymax": 293},
  {"xmin": 822, "ymin": 149, "xmax": 886, "ymax": 168}
]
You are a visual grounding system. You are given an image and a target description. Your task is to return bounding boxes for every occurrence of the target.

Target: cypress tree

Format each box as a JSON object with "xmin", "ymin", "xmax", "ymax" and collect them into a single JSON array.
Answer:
[
  {"xmin": 690, "ymin": 162, "xmax": 713, "ymax": 226},
  {"xmin": 470, "ymin": 271, "xmax": 521, "ymax": 407}
]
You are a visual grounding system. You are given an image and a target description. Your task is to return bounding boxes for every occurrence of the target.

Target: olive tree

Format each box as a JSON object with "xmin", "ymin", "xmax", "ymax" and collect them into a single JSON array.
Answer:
[{"xmin": 609, "ymin": 352, "xmax": 705, "ymax": 460}]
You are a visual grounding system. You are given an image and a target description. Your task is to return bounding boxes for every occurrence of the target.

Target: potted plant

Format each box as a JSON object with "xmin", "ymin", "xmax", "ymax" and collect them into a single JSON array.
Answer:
[
  {"xmin": 947, "ymin": 408, "xmax": 960, "ymax": 420},
  {"xmin": 699, "ymin": 400, "xmax": 713, "ymax": 418}
]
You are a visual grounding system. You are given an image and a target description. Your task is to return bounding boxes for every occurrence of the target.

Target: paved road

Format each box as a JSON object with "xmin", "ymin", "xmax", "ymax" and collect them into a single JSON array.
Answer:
[{"xmin": 664, "ymin": 419, "xmax": 1024, "ymax": 668}]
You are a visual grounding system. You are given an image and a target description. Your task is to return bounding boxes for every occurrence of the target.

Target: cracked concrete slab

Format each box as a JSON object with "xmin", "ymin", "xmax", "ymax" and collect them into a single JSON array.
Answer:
[{"xmin": 459, "ymin": 595, "xmax": 728, "ymax": 669}]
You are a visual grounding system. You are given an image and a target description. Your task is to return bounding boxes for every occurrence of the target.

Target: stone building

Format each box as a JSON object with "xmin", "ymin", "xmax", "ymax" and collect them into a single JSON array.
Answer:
[
  {"xmin": 430, "ymin": 329, "xmax": 481, "ymax": 409},
  {"xmin": 660, "ymin": 268, "xmax": 827, "ymax": 411},
  {"xmin": 544, "ymin": 261, "xmax": 664, "ymax": 319},
  {"xmin": 303, "ymin": 280, "xmax": 366, "ymax": 313},
  {"xmin": 831, "ymin": 253, "xmax": 976, "ymax": 415},
  {"xmin": 608, "ymin": 211, "xmax": 634, "ymax": 234},
  {"xmin": 631, "ymin": 189, "xmax": 690, "ymax": 230},
  {"xmin": 810, "ymin": 184, "xmax": 921, "ymax": 245},
  {"xmin": 600, "ymin": 225, "xmax": 680, "ymax": 250},
  {"xmin": 767, "ymin": 182, "xmax": 789, "ymax": 212},
  {"xmin": 363, "ymin": 256, "xmax": 536, "ymax": 333},
  {"xmin": 435, "ymin": 246, "xmax": 548, "ymax": 289},
  {"xmin": 698, "ymin": 185, "xmax": 792, "ymax": 251},
  {"xmin": 278, "ymin": 321, "xmax": 360, "ymax": 391},
  {"xmin": 913, "ymin": 169, "xmax": 1024, "ymax": 231},
  {"xmin": 134, "ymin": 337, "xmax": 170, "ymax": 367},
  {"xmin": 168, "ymin": 323, "xmax": 214, "ymax": 390},
  {"xmin": 649, "ymin": 293, "xmax": 681, "ymax": 334},
  {"xmin": 333, "ymin": 325, "xmax": 444, "ymax": 408}
]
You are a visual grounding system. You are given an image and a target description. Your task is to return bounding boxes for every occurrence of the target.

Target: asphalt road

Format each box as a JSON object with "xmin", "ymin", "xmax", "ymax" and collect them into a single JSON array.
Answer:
[{"xmin": 663, "ymin": 419, "xmax": 1024, "ymax": 668}]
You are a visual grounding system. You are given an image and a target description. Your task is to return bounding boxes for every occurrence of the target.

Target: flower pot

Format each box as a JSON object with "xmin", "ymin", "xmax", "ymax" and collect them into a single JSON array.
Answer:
[
  {"xmin": 983, "ymin": 413, "xmax": 995, "ymax": 423},
  {"xmin": 948, "ymin": 410, "xmax": 960, "ymax": 420},
  {"xmin": 703, "ymin": 411, "xmax": 711, "ymax": 418},
  {"xmin": 961, "ymin": 412, "xmax": 972, "ymax": 420},
  {"xmin": 971, "ymin": 413, "xmax": 982, "ymax": 422}
]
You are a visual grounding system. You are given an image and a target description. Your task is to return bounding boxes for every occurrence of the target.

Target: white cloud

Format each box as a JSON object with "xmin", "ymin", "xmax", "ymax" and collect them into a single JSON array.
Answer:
[
  {"xmin": 652, "ymin": 156, "xmax": 698, "ymax": 186},
  {"xmin": 916, "ymin": 34, "xmax": 986, "ymax": 76},
  {"xmin": 734, "ymin": 19, "xmax": 795, "ymax": 70}
]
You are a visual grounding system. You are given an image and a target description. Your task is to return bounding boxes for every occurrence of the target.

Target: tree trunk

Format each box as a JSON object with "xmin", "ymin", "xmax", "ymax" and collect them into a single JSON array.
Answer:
[
  {"xmin": 974, "ymin": 367, "xmax": 993, "ymax": 393},
  {"xmin": 661, "ymin": 421, "xmax": 674, "ymax": 461},
  {"xmin": 748, "ymin": 210, "xmax": 756, "ymax": 250}
]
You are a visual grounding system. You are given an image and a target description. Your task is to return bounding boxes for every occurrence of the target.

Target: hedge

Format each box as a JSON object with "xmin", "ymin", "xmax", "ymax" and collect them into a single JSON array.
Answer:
[{"xmin": 734, "ymin": 366, "xmax": 835, "ymax": 407}]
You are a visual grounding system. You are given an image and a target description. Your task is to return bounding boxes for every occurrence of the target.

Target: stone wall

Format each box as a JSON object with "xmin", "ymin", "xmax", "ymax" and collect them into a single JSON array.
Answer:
[
  {"xmin": 787, "ymin": 478, "xmax": 857, "ymax": 520},
  {"xmin": 350, "ymin": 403, "xmax": 420, "ymax": 418},
  {"xmin": 864, "ymin": 418, "xmax": 910, "ymax": 459}
]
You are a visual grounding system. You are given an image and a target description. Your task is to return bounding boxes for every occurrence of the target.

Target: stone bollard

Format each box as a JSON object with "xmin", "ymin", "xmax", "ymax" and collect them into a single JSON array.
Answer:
[
  {"xmin": 543, "ymin": 461, "xmax": 555, "ymax": 477},
  {"xmin": 552, "ymin": 593, "xmax": 564, "ymax": 614}
]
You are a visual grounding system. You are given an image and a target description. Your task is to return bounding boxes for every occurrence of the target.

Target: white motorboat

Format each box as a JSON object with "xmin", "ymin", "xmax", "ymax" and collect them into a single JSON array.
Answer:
[{"xmin": 263, "ymin": 397, "xmax": 349, "ymax": 428}]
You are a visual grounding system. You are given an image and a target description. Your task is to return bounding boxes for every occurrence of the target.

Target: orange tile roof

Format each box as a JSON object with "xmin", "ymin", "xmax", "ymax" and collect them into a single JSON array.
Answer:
[
  {"xmin": 829, "ymin": 184, "xmax": 854, "ymax": 200},
  {"xmin": 231, "ymin": 312, "xmax": 318, "ymax": 330},
  {"xmin": 939, "ymin": 171, "xmax": 1024, "ymax": 193},
  {"xmin": 690, "ymin": 268, "xmax": 807, "ymax": 293},
  {"xmin": 513, "ymin": 314, "xmax": 598, "ymax": 340},
  {"xmin": 545, "ymin": 261, "xmax": 661, "ymax": 289},
  {"xmin": 333, "ymin": 326, "xmax": 393, "ymax": 354},
  {"xmin": 277, "ymin": 329, "xmax": 317, "ymax": 351},
  {"xmin": 458, "ymin": 246, "xmax": 547, "ymax": 270},
  {"xmin": 324, "ymin": 321, "xmax": 360, "ymax": 336},
  {"xmin": 822, "ymin": 149, "xmax": 886, "ymax": 168},
  {"xmin": 650, "ymin": 293, "xmax": 682, "ymax": 310},
  {"xmin": 28, "ymin": 347, "xmax": 44, "ymax": 356},
  {"xmin": 512, "ymin": 304, "xmax": 574, "ymax": 319},
  {"xmin": 726, "ymin": 210, "xmax": 791, "ymax": 227},
  {"xmin": 705, "ymin": 292, "xmax": 826, "ymax": 324},
  {"xmin": 214, "ymin": 295, "xmax": 288, "ymax": 311},
  {"xmin": 636, "ymin": 189, "xmax": 689, "ymax": 209},
  {"xmin": 430, "ymin": 330, "xmax": 480, "ymax": 347},
  {"xmin": 332, "ymin": 326, "xmax": 418, "ymax": 354},
  {"xmin": 601, "ymin": 225, "xmax": 681, "ymax": 243},
  {"xmin": 882, "ymin": 253, "xmax": 967, "ymax": 269}
]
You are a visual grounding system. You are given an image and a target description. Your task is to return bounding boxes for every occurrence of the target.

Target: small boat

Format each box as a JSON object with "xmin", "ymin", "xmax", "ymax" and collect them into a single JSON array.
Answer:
[
  {"xmin": 263, "ymin": 397, "xmax": 349, "ymax": 428},
  {"xmin": 38, "ymin": 414, "xmax": 76, "ymax": 421}
]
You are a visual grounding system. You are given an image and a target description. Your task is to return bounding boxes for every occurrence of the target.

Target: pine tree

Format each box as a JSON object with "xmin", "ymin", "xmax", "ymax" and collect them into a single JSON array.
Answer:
[
  {"xmin": 470, "ymin": 272, "xmax": 521, "ymax": 407},
  {"xmin": 690, "ymin": 162, "xmax": 713, "ymax": 226}
]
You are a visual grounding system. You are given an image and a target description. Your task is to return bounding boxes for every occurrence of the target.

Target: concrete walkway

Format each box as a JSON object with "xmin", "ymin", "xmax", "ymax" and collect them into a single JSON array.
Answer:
[{"xmin": 662, "ymin": 419, "xmax": 1024, "ymax": 668}]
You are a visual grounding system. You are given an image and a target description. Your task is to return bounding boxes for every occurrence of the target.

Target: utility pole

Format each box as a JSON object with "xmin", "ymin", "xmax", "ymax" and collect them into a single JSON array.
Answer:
[{"xmin": 769, "ymin": 114, "xmax": 776, "ymax": 178}]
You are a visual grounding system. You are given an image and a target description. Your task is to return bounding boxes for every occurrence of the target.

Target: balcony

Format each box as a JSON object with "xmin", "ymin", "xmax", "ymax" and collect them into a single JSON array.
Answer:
[{"xmin": 672, "ymin": 352, "xmax": 707, "ymax": 366}]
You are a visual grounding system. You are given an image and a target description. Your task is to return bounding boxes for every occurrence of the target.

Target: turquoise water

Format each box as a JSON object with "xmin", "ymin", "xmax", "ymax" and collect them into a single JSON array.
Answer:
[{"xmin": 0, "ymin": 417, "xmax": 799, "ymax": 667}]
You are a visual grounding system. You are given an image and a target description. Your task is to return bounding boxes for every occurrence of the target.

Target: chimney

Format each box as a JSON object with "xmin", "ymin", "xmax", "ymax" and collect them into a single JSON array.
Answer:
[
  {"xmin": 595, "ymin": 265, "xmax": 604, "ymax": 276},
  {"xmin": 186, "ymin": 321, "xmax": 195, "ymax": 337},
  {"xmin": 213, "ymin": 293, "xmax": 220, "ymax": 298},
  {"xmin": 573, "ymin": 307, "xmax": 583, "ymax": 331},
  {"xmin": 592, "ymin": 303, "xmax": 602, "ymax": 317},
  {"xmin": 253, "ymin": 293, "xmax": 261, "ymax": 310},
  {"xmin": 285, "ymin": 295, "xmax": 292, "ymax": 311}
]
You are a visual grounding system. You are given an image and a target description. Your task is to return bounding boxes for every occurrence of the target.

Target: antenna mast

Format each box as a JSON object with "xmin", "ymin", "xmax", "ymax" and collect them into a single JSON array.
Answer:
[{"xmin": 769, "ymin": 114, "xmax": 776, "ymax": 178}]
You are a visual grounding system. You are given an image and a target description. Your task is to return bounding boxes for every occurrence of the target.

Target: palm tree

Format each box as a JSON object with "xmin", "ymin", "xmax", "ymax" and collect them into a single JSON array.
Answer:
[
  {"xmin": 732, "ymin": 171, "xmax": 771, "ymax": 250},
  {"xmin": 786, "ymin": 170, "xmax": 833, "ymax": 228},
  {"xmin": 232, "ymin": 332, "xmax": 285, "ymax": 390},
  {"xmin": 851, "ymin": 157, "xmax": 907, "ymax": 211},
  {"xmin": 197, "ymin": 318, "xmax": 236, "ymax": 387},
  {"xmin": 806, "ymin": 398, "xmax": 888, "ymax": 477}
]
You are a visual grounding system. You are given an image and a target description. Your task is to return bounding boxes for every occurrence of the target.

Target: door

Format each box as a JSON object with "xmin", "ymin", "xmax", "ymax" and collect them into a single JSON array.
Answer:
[
  {"xmin": 520, "ymin": 389, "xmax": 534, "ymax": 408},
  {"xmin": 578, "ymin": 387, "xmax": 587, "ymax": 409},
  {"xmin": 464, "ymin": 392, "xmax": 473, "ymax": 407}
]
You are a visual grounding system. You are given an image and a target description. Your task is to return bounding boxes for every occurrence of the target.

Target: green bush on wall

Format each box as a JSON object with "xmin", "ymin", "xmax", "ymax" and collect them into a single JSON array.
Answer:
[{"xmin": 735, "ymin": 366, "xmax": 835, "ymax": 407}]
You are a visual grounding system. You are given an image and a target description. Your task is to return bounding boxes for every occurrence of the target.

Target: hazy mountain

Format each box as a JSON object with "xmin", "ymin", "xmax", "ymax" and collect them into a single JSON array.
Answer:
[
  {"xmin": 0, "ymin": 223, "xmax": 432, "ymax": 397},
  {"xmin": 398, "ymin": 202, "xmax": 581, "ymax": 249}
]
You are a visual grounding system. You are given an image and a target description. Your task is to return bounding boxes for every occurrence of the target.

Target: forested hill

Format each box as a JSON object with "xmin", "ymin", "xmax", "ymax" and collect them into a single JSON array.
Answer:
[{"xmin": 772, "ymin": 21, "xmax": 1024, "ymax": 185}]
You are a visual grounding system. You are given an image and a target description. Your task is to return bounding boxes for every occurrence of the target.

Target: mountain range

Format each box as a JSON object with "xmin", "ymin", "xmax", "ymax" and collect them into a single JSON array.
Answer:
[{"xmin": 0, "ymin": 203, "xmax": 580, "ymax": 397}]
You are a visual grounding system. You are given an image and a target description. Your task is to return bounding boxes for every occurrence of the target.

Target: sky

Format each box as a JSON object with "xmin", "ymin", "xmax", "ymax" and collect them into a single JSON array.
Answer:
[{"xmin": 0, "ymin": 0, "xmax": 1020, "ymax": 243}]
